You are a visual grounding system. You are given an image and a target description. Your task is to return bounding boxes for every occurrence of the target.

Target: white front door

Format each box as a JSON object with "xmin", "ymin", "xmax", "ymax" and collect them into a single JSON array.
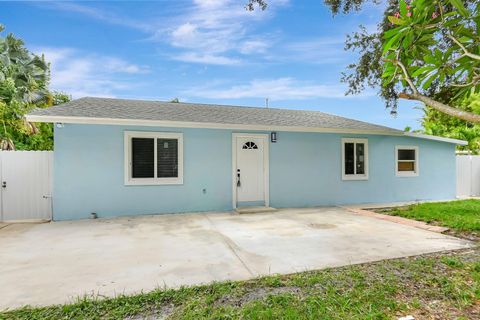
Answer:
[{"xmin": 233, "ymin": 134, "xmax": 269, "ymax": 206}]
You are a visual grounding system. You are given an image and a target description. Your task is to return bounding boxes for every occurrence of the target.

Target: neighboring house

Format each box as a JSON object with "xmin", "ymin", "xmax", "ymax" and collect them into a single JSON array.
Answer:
[{"xmin": 26, "ymin": 97, "xmax": 467, "ymax": 221}]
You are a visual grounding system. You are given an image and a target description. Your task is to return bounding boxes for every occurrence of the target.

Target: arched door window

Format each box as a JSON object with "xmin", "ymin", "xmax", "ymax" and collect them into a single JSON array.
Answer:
[{"xmin": 242, "ymin": 141, "xmax": 258, "ymax": 149}]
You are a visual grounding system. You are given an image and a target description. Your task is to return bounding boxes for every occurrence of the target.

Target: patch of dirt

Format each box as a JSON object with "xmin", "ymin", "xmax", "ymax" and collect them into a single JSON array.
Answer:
[
  {"xmin": 401, "ymin": 297, "xmax": 480, "ymax": 320},
  {"xmin": 215, "ymin": 286, "xmax": 301, "ymax": 307},
  {"xmin": 125, "ymin": 303, "xmax": 175, "ymax": 320},
  {"xmin": 392, "ymin": 248, "xmax": 480, "ymax": 320},
  {"xmin": 304, "ymin": 247, "xmax": 480, "ymax": 320},
  {"xmin": 445, "ymin": 229, "xmax": 480, "ymax": 241}
]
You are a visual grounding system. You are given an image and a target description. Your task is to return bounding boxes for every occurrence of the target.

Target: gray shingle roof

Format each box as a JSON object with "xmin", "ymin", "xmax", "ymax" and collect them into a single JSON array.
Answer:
[{"xmin": 27, "ymin": 97, "xmax": 402, "ymax": 134}]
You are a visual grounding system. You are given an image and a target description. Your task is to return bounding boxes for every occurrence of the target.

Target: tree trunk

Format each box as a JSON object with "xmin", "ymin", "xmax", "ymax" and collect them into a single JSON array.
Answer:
[{"xmin": 398, "ymin": 92, "xmax": 480, "ymax": 123}]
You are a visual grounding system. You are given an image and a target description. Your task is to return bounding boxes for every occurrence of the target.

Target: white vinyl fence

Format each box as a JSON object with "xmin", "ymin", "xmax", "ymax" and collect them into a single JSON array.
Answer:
[
  {"xmin": 0, "ymin": 151, "xmax": 53, "ymax": 222},
  {"xmin": 456, "ymin": 155, "xmax": 480, "ymax": 198}
]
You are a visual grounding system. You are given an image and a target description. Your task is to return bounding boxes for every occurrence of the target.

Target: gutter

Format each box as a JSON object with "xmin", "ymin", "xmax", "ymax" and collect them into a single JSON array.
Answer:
[
  {"xmin": 403, "ymin": 132, "xmax": 468, "ymax": 146},
  {"xmin": 25, "ymin": 114, "xmax": 467, "ymax": 146}
]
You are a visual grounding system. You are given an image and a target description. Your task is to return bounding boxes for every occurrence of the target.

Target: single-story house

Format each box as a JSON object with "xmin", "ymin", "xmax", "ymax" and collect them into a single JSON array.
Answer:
[{"xmin": 26, "ymin": 97, "xmax": 467, "ymax": 221}]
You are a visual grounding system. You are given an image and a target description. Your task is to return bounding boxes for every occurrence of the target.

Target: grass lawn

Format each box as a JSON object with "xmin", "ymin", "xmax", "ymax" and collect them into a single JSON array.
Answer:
[
  {"xmin": 2, "ymin": 200, "xmax": 479, "ymax": 320},
  {"xmin": 1, "ymin": 249, "xmax": 479, "ymax": 320},
  {"xmin": 374, "ymin": 199, "xmax": 480, "ymax": 240}
]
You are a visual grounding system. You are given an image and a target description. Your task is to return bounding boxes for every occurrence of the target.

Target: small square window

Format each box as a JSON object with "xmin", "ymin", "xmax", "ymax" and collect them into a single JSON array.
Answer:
[{"xmin": 396, "ymin": 146, "xmax": 418, "ymax": 177}]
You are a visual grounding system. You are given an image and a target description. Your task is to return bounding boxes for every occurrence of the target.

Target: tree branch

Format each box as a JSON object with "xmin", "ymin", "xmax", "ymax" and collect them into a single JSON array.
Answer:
[
  {"xmin": 451, "ymin": 79, "xmax": 480, "ymax": 87},
  {"xmin": 384, "ymin": 58, "xmax": 419, "ymax": 94},
  {"xmin": 447, "ymin": 34, "xmax": 480, "ymax": 61},
  {"xmin": 398, "ymin": 92, "xmax": 480, "ymax": 123}
]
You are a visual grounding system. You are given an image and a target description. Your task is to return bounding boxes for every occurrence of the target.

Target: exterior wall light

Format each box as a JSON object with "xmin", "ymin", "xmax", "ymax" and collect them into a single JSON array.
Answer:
[{"xmin": 271, "ymin": 132, "xmax": 277, "ymax": 143}]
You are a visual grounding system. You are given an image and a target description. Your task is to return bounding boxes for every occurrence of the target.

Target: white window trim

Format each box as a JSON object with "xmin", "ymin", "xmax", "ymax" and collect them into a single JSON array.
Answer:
[
  {"xmin": 395, "ymin": 145, "xmax": 419, "ymax": 177},
  {"xmin": 341, "ymin": 138, "xmax": 369, "ymax": 181},
  {"xmin": 124, "ymin": 131, "xmax": 184, "ymax": 185}
]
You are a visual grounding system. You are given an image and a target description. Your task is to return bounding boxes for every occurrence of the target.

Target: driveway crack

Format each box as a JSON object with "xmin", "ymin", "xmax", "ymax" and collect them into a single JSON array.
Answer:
[{"xmin": 203, "ymin": 214, "xmax": 255, "ymax": 277}]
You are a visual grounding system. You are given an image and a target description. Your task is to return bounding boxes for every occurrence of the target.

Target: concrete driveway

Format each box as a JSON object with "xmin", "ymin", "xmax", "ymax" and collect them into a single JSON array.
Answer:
[{"xmin": 0, "ymin": 207, "xmax": 472, "ymax": 310}]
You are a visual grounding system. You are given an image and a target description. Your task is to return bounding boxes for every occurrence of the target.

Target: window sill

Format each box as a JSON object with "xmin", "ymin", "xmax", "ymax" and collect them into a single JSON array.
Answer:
[
  {"xmin": 124, "ymin": 178, "xmax": 184, "ymax": 186},
  {"xmin": 342, "ymin": 175, "xmax": 369, "ymax": 181},
  {"xmin": 395, "ymin": 172, "xmax": 418, "ymax": 178}
]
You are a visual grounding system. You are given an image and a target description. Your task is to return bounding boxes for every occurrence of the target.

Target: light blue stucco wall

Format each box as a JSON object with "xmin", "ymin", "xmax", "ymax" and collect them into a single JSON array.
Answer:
[{"xmin": 53, "ymin": 124, "xmax": 456, "ymax": 220}]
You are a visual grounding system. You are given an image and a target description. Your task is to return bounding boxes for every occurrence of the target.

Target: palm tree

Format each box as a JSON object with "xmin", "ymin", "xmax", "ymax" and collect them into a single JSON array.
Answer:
[{"xmin": 0, "ymin": 24, "xmax": 50, "ymax": 150}]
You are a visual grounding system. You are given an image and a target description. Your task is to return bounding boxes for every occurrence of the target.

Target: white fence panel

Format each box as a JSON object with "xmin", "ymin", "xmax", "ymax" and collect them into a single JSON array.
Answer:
[
  {"xmin": 471, "ymin": 156, "xmax": 480, "ymax": 196},
  {"xmin": 456, "ymin": 156, "xmax": 472, "ymax": 197},
  {"xmin": 0, "ymin": 151, "xmax": 53, "ymax": 222},
  {"xmin": 456, "ymin": 155, "xmax": 480, "ymax": 198}
]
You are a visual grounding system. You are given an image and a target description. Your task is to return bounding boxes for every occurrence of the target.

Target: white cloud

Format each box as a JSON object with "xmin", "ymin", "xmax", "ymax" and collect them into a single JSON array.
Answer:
[
  {"xmin": 239, "ymin": 39, "xmax": 270, "ymax": 54},
  {"xmin": 35, "ymin": 47, "xmax": 149, "ymax": 98},
  {"xmin": 102, "ymin": 57, "xmax": 149, "ymax": 74},
  {"xmin": 193, "ymin": 0, "xmax": 229, "ymax": 9},
  {"xmin": 157, "ymin": 0, "xmax": 288, "ymax": 64},
  {"xmin": 40, "ymin": 0, "xmax": 337, "ymax": 66},
  {"xmin": 37, "ymin": 0, "xmax": 282, "ymax": 65},
  {"xmin": 276, "ymin": 37, "xmax": 348, "ymax": 64},
  {"xmin": 286, "ymin": 37, "xmax": 345, "ymax": 51},
  {"xmin": 36, "ymin": 0, "xmax": 348, "ymax": 67},
  {"xmin": 172, "ymin": 23, "xmax": 198, "ymax": 41},
  {"xmin": 183, "ymin": 77, "xmax": 373, "ymax": 100},
  {"xmin": 173, "ymin": 53, "xmax": 241, "ymax": 65}
]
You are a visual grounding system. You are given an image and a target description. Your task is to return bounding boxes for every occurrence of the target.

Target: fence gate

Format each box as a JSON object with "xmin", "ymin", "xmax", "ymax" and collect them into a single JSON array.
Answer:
[
  {"xmin": 0, "ymin": 151, "xmax": 53, "ymax": 222},
  {"xmin": 456, "ymin": 155, "xmax": 480, "ymax": 198}
]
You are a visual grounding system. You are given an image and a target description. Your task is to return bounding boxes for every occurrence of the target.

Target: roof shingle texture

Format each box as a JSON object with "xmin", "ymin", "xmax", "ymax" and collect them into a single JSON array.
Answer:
[{"xmin": 28, "ymin": 97, "xmax": 401, "ymax": 133}]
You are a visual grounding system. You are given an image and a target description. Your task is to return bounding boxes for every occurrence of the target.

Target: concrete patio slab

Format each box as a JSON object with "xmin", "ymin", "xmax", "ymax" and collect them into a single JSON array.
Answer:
[{"xmin": 0, "ymin": 207, "xmax": 472, "ymax": 310}]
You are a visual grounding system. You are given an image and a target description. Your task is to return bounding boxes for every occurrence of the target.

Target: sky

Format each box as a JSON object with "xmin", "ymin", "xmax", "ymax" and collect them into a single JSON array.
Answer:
[{"xmin": 1, "ymin": 0, "xmax": 423, "ymax": 129}]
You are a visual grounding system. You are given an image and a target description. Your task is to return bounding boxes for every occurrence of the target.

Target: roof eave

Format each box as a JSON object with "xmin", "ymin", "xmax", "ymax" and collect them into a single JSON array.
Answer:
[
  {"xmin": 25, "ymin": 114, "xmax": 402, "ymax": 136},
  {"xmin": 403, "ymin": 132, "xmax": 468, "ymax": 146},
  {"xmin": 27, "ymin": 114, "xmax": 467, "ymax": 145}
]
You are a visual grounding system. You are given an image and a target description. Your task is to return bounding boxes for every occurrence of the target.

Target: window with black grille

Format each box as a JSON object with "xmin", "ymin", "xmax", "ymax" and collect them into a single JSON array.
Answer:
[
  {"xmin": 157, "ymin": 139, "xmax": 178, "ymax": 178},
  {"xmin": 125, "ymin": 132, "xmax": 183, "ymax": 185}
]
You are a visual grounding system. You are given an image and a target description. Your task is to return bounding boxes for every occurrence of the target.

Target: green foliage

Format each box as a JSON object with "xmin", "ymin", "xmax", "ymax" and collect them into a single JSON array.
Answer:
[
  {"xmin": 0, "ymin": 24, "xmax": 50, "ymax": 104},
  {"xmin": 422, "ymin": 93, "xmax": 480, "ymax": 153},
  {"xmin": 385, "ymin": 199, "xmax": 480, "ymax": 232},
  {"xmin": 324, "ymin": 0, "xmax": 383, "ymax": 15},
  {"xmin": 382, "ymin": 0, "xmax": 480, "ymax": 105},
  {"xmin": 322, "ymin": 0, "xmax": 480, "ymax": 116},
  {"xmin": 0, "ymin": 24, "xmax": 70, "ymax": 150},
  {"xmin": 245, "ymin": 0, "xmax": 267, "ymax": 11},
  {"xmin": 321, "ymin": 0, "xmax": 480, "ymax": 147},
  {"xmin": 325, "ymin": 0, "xmax": 403, "ymax": 113},
  {"xmin": 441, "ymin": 256, "xmax": 465, "ymax": 268}
]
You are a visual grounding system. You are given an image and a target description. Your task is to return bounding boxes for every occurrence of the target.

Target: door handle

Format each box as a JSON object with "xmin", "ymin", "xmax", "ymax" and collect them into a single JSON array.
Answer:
[
  {"xmin": 2, "ymin": 181, "xmax": 6, "ymax": 188},
  {"xmin": 236, "ymin": 169, "xmax": 241, "ymax": 187}
]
